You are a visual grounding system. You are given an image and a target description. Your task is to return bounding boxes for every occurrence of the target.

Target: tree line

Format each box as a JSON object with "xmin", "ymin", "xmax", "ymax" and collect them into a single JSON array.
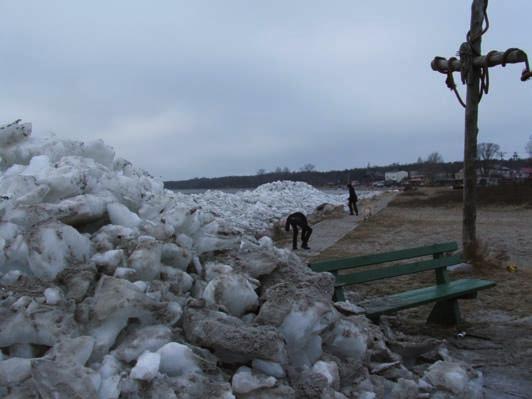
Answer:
[{"xmin": 165, "ymin": 143, "xmax": 531, "ymax": 190}]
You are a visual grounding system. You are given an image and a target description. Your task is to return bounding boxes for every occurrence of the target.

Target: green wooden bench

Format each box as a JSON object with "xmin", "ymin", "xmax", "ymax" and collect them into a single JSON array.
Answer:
[{"xmin": 309, "ymin": 242, "xmax": 495, "ymax": 325}]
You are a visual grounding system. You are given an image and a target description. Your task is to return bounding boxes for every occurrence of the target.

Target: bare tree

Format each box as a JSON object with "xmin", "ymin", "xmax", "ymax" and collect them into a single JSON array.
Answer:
[
  {"xmin": 426, "ymin": 152, "xmax": 443, "ymax": 163},
  {"xmin": 282, "ymin": 167, "xmax": 290, "ymax": 173},
  {"xmin": 274, "ymin": 167, "xmax": 283, "ymax": 174},
  {"xmin": 256, "ymin": 168, "xmax": 266, "ymax": 175},
  {"xmin": 526, "ymin": 135, "xmax": 532, "ymax": 158},
  {"xmin": 300, "ymin": 163, "xmax": 316, "ymax": 172},
  {"xmin": 477, "ymin": 142, "xmax": 500, "ymax": 176}
]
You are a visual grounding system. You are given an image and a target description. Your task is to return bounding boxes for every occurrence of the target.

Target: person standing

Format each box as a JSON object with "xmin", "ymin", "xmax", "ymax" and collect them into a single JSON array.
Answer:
[
  {"xmin": 285, "ymin": 212, "xmax": 312, "ymax": 250},
  {"xmin": 347, "ymin": 182, "xmax": 359, "ymax": 216}
]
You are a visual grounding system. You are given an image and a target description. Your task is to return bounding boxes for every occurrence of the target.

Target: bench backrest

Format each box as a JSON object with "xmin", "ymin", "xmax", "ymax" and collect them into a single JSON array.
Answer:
[
  {"xmin": 310, "ymin": 241, "xmax": 460, "ymax": 286},
  {"xmin": 311, "ymin": 242, "xmax": 458, "ymax": 272}
]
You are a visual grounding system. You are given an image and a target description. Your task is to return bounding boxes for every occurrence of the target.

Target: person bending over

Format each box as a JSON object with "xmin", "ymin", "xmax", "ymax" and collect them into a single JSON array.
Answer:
[
  {"xmin": 285, "ymin": 212, "xmax": 312, "ymax": 250},
  {"xmin": 347, "ymin": 182, "xmax": 359, "ymax": 216}
]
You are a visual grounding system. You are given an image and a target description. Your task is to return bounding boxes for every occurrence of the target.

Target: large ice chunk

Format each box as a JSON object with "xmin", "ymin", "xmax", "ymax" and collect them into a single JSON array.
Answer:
[
  {"xmin": 231, "ymin": 366, "xmax": 277, "ymax": 394},
  {"xmin": 80, "ymin": 139, "xmax": 115, "ymax": 168},
  {"xmin": 114, "ymin": 325, "xmax": 173, "ymax": 363},
  {"xmin": 0, "ymin": 120, "xmax": 31, "ymax": 147},
  {"xmin": 43, "ymin": 287, "xmax": 62, "ymax": 305},
  {"xmin": 38, "ymin": 156, "xmax": 109, "ymax": 202},
  {"xmin": 0, "ymin": 303, "xmax": 78, "ymax": 348},
  {"xmin": 85, "ymin": 276, "xmax": 163, "ymax": 360},
  {"xmin": 279, "ymin": 302, "xmax": 337, "ymax": 368},
  {"xmin": 127, "ymin": 236, "xmax": 162, "ymax": 281},
  {"xmin": 204, "ymin": 261, "xmax": 234, "ymax": 281},
  {"xmin": 91, "ymin": 249, "xmax": 125, "ymax": 274},
  {"xmin": 31, "ymin": 359, "xmax": 100, "ymax": 399},
  {"xmin": 130, "ymin": 351, "xmax": 160, "ymax": 381},
  {"xmin": 202, "ymin": 273, "xmax": 259, "ymax": 317},
  {"xmin": 27, "ymin": 221, "xmax": 92, "ymax": 280},
  {"xmin": 160, "ymin": 266, "xmax": 194, "ymax": 295},
  {"xmin": 51, "ymin": 193, "xmax": 111, "ymax": 226},
  {"xmin": 0, "ymin": 357, "xmax": 32, "ymax": 386},
  {"xmin": 183, "ymin": 302, "xmax": 287, "ymax": 364},
  {"xmin": 322, "ymin": 317, "xmax": 368, "ymax": 365},
  {"xmin": 422, "ymin": 360, "xmax": 484, "ymax": 398},
  {"xmin": 98, "ymin": 374, "xmax": 121, "ymax": 399},
  {"xmin": 194, "ymin": 232, "xmax": 241, "ymax": 254},
  {"xmin": 45, "ymin": 336, "xmax": 95, "ymax": 366},
  {"xmin": 156, "ymin": 342, "xmax": 201, "ymax": 377},
  {"xmin": 91, "ymin": 224, "xmax": 138, "ymax": 252},
  {"xmin": 312, "ymin": 360, "xmax": 340, "ymax": 389},
  {"xmin": 161, "ymin": 242, "xmax": 192, "ymax": 270},
  {"xmin": 252, "ymin": 358, "xmax": 286, "ymax": 378},
  {"xmin": 107, "ymin": 202, "xmax": 142, "ymax": 228}
]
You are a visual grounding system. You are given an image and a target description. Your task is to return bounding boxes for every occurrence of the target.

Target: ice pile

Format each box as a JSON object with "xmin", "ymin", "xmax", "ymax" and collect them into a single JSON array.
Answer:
[
  {"xmin": 0, "ymin": 121, "xmax": 484, "ymax": 398},
  {"xmin": 180, "ymin": 182, "xmax": 378, "ymax": 236}
]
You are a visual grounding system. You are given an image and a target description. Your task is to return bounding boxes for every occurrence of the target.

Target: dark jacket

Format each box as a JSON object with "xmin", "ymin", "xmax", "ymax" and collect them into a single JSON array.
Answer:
[
  {"xmin": 285, "ymin": 212, "xmax": 308, "ymax": 231},
  {"xmin": 347, "ymin": 184, "xmax": 357, "ymax": 201}
]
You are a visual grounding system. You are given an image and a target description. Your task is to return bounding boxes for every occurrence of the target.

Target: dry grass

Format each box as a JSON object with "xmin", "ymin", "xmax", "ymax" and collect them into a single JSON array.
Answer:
[
  {"xmin": 466, "ymin": 239, "xmax": 510, "ymax": 269},
  {"xmin": 312, "ymin": 188, "xmax": 532, "ymax": 316},
  {"xmin": 391, "ymin": 183, "xmax": 532, "ymax": 208},
  {"xmin": 310, "ymin": 187, "xmax": 532, "ymax": 395}
]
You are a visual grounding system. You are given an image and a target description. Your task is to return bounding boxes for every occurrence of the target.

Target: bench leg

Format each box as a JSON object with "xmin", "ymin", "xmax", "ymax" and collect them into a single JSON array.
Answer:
[
  {"xmin": 427, "ymin": 299, "xmax": 461, "ymax": 325},
  {"xmin": 333, "ymin": 286, "xmax": 346, "ymax": 302}
]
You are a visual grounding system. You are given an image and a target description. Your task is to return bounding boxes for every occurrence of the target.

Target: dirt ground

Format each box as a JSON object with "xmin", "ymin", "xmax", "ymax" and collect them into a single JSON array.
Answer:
[{"xmin": 311, "ymin": 187, "xmax": 532, "ymax": 399}]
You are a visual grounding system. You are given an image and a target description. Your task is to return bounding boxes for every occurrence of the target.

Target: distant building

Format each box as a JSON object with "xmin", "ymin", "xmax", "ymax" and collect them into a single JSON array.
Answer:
[
  {"xmin": 432, "ymin": 172, "xmax": 455, "ymax": 186},
  {"xmin": 408, "ymin": 171, "xmax": 426, "ymax": 186},
  {"xmin": 489, "ymin": 165, "xmax": 513, "ymax": 179},
  {"xmin": 454, "ymin": 164, "xmax": 531, "ymax": 187},
  {"xmin": 518, "ymin": 167, "xmax": 532, "ymax": 181},
  {"xmin": 385, "ymin": 170, "xmax": 408, "ymax": 183}
]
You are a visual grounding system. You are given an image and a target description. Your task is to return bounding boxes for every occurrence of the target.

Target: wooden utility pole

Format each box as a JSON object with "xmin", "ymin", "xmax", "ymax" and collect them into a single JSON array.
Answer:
[{"xmin": 431, "ymin": 0, "xmax": 530, "ymax": 259}]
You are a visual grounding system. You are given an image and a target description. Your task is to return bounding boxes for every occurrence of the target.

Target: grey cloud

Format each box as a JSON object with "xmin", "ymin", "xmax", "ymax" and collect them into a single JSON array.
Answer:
[{"xmin": 1, "ymin": 0, "xmax": 531, "ymax": 180}]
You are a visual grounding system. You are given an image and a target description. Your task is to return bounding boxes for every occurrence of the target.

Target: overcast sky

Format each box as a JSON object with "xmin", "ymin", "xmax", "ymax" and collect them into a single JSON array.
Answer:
[{"xmin": 1, "ymin": 1, "xmax": 531, "ymax": 180}]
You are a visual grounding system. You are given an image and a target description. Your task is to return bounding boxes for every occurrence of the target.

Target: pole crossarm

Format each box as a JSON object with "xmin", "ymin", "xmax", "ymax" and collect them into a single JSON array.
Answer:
[{"xmin": 431, "ymin": 48, "xmax": 532, "ymax": 81}]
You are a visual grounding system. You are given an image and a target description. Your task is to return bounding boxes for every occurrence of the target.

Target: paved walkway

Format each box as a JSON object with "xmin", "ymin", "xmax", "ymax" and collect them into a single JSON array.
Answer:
[{"xmin": 283, "ymin": 192, "xmax": 398, "ymax": 259}]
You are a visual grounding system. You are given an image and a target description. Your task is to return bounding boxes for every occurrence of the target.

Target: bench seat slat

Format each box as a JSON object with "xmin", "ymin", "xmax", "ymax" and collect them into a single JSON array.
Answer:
[
  {"xmin": 335, "ymin": 255, "xmax": 462, "ymax": 286},
  {"xmin": 360, "ymin": 279, "xmax": 496, "ymax": 318},
  {"xmin": 311, "ymin": 241, "xmax": 458, "ymax": 273}
]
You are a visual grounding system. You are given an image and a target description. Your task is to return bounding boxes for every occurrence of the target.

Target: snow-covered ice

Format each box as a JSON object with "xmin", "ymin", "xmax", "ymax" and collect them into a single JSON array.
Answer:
[
  {"xmin": 0, "ymin": 120, "xmax": 483, "ymax": 398},
  {"xmin": 43, "ymin": 287, "xmax": 62, "ymax": 305},
  {"xmin": 177, "ymin": 180, "xmax": 378, "ymax": 236},
  {"xmin": 231, "ymin": 366, "xmax": 277, "ymax": 394},
  {"xmin": 130, "ymin": 351, "xmax": 160, "ymax": 381},
  {"xmin": 202, "ymin": 273, "xmax": 259, "ymax": 317},
  {"xmin": 156, "ymin": 342, "xmax": 200, "ymax": 377}
]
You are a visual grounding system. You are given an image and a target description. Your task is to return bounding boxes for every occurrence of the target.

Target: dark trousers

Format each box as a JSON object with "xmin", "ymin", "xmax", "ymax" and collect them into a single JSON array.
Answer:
[
  {"xmin": 348, "ymin": 198, "xmax": 358, "ymax": 215},
  {"xmin": 290, "ymin": 224, "xmax": 312, "ymax": 249}
]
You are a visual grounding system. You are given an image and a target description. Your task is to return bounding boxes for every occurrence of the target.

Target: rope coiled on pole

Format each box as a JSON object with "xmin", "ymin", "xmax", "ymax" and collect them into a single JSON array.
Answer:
[{"xmin": 435, "ymin": 0, "xmax": 530, "ymax": 107}]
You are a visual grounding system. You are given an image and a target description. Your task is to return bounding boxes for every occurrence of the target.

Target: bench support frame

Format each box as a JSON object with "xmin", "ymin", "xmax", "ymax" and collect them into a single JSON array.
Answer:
[
  {"xmin": 427, "ymin": 299, "xmax": 461, "ymax": 325},
  {"xmin": 427, "ymin": 253, "xmax": 461, "ymax": 325}
]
